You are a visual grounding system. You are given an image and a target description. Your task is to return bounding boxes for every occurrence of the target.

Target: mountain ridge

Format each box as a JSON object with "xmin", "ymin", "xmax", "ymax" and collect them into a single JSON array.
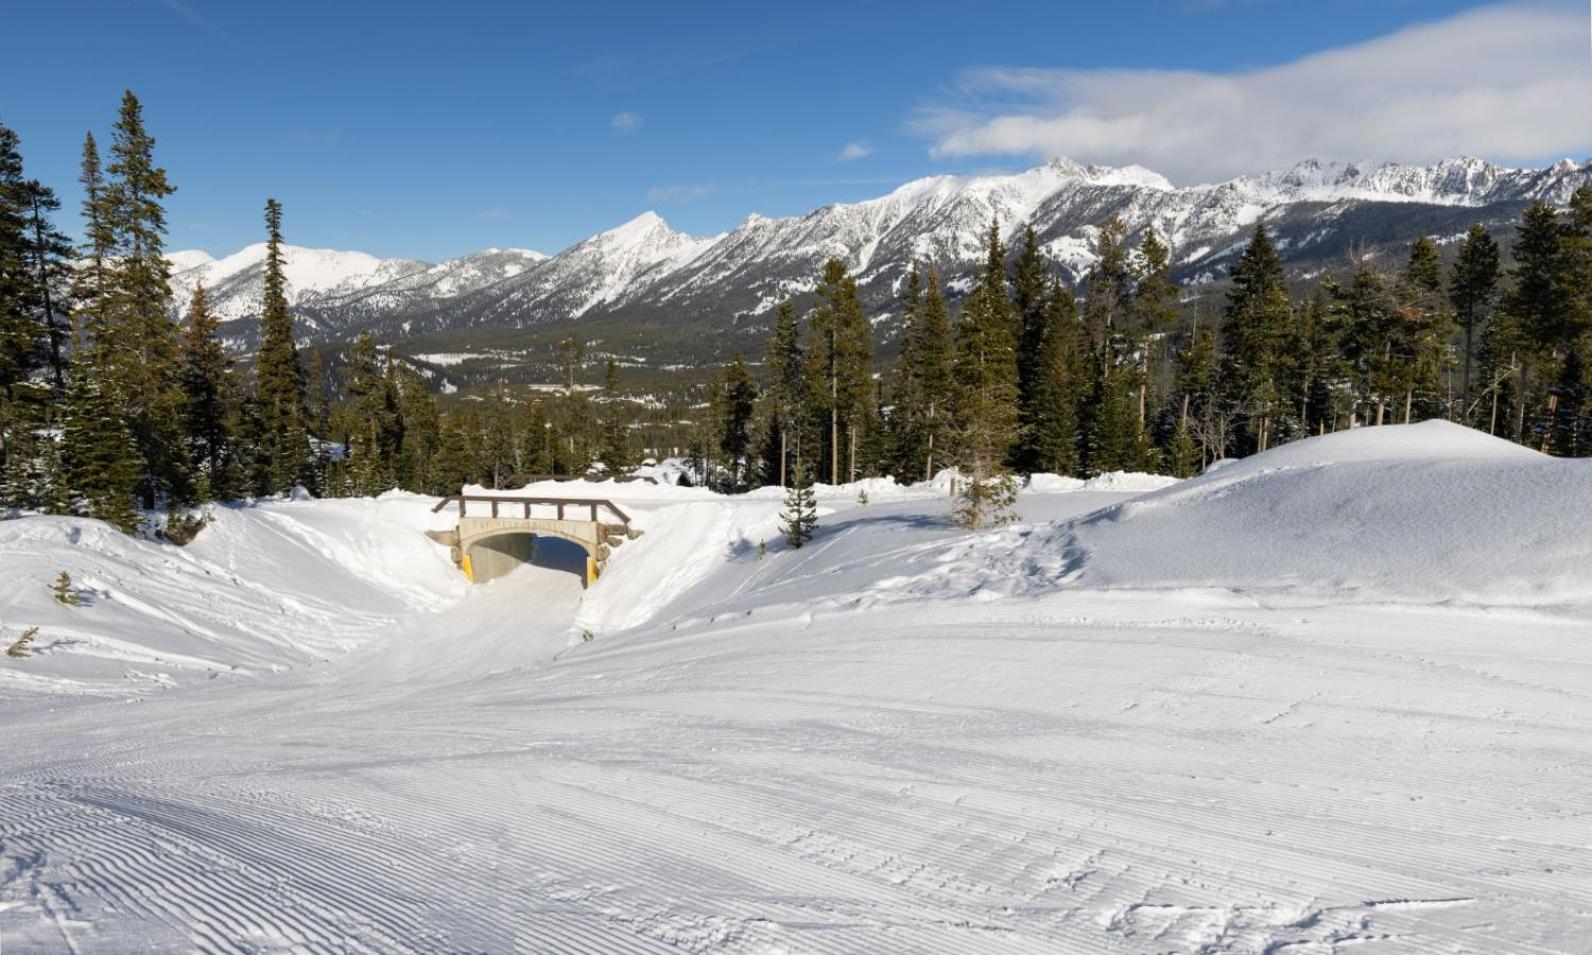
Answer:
[{"xmin": 169, "ymin": 154, "xmax": 1592, "ymax": 355}]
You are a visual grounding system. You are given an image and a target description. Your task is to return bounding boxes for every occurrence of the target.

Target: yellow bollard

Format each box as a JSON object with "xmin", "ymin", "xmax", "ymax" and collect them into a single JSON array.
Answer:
[
  {"xmin": 585, "ymin": 556, "xmax": 598, "ymax": 587},
  {"xmin": 460, "ymin": 554, "xmax": 475, "ymax": 583}
]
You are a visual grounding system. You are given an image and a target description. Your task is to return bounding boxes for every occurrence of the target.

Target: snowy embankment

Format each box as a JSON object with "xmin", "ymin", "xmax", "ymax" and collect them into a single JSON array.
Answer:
[
  {"xmin": 869, "ymin": 421, "xmax": 1592, "ymax": 610},
  {"xmin": 0, "ymin": 423, "xmax": 1589, "ymax": 952},
  {"xmin": 0, "ymin": 494, "xmax": 463, "ymax": 696}
]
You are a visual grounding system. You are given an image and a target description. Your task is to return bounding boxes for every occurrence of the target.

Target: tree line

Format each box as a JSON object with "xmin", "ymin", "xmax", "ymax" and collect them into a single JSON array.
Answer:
[{"xmin": 695, "ymin": 190, "xmax": 1590, "ymax": 525}]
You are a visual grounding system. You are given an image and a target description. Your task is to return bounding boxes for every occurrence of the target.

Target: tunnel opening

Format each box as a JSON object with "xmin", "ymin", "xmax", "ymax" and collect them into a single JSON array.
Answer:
[{"xmin": 465, "ymin": 533, "xmax": 591, "ymax": 585}]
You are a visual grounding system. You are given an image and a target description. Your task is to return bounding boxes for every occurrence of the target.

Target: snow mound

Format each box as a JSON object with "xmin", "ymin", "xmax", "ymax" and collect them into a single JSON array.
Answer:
[
  {"xmin": 0, "ymin": 497, "xmax": 465, "ymax": 696},
  {"xmin": 909, "ymin": 423, "xmax": 1592, "ymax": 608}
]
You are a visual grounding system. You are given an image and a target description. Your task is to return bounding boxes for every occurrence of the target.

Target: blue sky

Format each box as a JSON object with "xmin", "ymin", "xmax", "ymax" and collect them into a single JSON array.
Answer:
[{"xmin": 1, "ymin": 0, "xmax": 1586, "ymax": 261}]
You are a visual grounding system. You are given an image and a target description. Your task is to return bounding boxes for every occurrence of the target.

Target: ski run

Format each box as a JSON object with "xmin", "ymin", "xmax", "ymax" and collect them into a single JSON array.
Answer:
[{"xmin": 1, "ymin": 421, "xmax": 1590, "ymax": 953}]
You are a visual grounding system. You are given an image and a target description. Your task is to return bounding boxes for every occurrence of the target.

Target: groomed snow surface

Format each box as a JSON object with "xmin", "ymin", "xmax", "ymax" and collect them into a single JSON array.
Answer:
[{"xmin": 1, "ymin": 422, "xmax": 1589, "ymax": 953}]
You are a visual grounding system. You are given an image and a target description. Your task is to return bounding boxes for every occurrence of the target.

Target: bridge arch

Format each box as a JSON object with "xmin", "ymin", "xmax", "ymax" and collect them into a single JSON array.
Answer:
[
  {"xmin": 461, "ymin": 527, "xmax": 600, "ymax": 585},
  {"xmin": 429, "ymin": 495, "xmax": 640, "ymax": 588}
]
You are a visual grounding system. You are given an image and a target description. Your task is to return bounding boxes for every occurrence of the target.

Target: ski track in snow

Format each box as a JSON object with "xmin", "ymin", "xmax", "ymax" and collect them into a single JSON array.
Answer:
[{"xmin": 1, "ymin": 428, "xmax": 1590, "ymax": 953}]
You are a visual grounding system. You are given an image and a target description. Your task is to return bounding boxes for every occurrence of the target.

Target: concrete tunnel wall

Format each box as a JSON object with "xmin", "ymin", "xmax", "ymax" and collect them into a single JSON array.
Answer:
[{"xmin": 465, "ymin": 533, "xmax": 537, "ymax": 584}]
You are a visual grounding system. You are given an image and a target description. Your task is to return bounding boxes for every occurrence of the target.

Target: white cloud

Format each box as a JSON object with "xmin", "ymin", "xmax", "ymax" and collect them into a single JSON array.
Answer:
[
  {"xmin": 837, "ymin": 140, "xmax": 874, "ymax": 161},
  {"xmin": 610, "ymin": 111, "xmax": 642, "ymax": 134},
  {"xmin": 913, "ymin": 3, "xmax": 1591, "ymax": 183}
]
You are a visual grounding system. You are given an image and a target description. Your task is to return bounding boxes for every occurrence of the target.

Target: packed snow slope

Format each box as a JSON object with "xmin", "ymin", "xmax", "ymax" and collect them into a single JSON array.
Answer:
[
  {"xmin": 888, "ymin": 420, "xmax": 1592, "ymax": 609},
  {"xmin": 1, "ymin": 423, "xmax": 1589, "ymax": 953}
]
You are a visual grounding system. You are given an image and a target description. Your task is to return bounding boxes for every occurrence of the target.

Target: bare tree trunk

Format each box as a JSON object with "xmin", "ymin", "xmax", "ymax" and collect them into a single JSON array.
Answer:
[
  {"xmin": 779, "ymin": 428, "xmax": 787, "ymax": 488},
  {"xmin": 1404, "ymin": 390, "xmax": 1412, "ymax": 425},
  {"xmin": 830, "ymin": 377, "xmax": 839, "ymax": 487}
]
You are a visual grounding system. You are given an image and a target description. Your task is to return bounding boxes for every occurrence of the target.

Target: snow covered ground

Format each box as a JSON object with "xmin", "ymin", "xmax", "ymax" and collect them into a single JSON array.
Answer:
[{"xmin": 1, "ymin": 423, "xmax": 1588, "ymax": 953}]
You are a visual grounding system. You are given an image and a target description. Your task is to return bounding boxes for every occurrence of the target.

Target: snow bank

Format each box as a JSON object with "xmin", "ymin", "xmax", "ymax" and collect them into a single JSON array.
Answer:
[
  {"xmin": 0, "ymin": 496, "xmax": 465, "ymax": 696},
  {"xmin": 907, "ymin": 422, "xmax": 1592, "ymax": 608}
]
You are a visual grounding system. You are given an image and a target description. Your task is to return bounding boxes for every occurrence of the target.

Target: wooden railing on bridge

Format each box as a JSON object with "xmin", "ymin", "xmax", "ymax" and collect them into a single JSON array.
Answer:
[{"xmin": 430, "ymin": 494, "xmax": 632, "ymax": 526}]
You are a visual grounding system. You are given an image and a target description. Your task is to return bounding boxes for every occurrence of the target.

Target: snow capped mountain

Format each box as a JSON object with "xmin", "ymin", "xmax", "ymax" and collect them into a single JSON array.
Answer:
[
  {"xmin": 177, "ymin": 155, "xmax": 1591, "ymax": 353},
  {"xmin": 465, "ymin": 212, "xmax": 720, "ymax": 326},
  {"xmin": 168, "ymin": 243, "xmax": 430, "ymax": 326}
]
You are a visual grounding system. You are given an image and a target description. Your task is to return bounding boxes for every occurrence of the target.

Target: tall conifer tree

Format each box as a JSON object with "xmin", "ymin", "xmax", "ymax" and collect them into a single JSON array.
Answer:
[
  {"xmin": 254, "ymin": 197, "xmax": 312, "ymax": 493},
  {"xmin": 1449, "ymin": 224, "xmax": 1500, "ymax": 417},
  {"xmin": 179, "ymin": 283, "xmax": 236, "ymax": 500},
  {"xmin": 950, "ymin": 219, "xmax": 1020, "ymax": 527}
]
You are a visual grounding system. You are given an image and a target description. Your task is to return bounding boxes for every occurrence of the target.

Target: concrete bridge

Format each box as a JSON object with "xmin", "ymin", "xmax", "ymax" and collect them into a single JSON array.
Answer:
[{"xmin": 427, "ymin": 495, "xmax": 641, "ymax": 586}]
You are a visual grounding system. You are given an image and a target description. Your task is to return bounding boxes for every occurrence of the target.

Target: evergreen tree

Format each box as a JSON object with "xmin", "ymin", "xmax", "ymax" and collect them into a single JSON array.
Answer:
[
  {"xmin": 61, "ymin": 361, "xmax": 141, "ymax": 532},
  {"xmin": 71, "ymin": 132, "xmax": 115, "ymax": 338},
  {"xmin": 1130, "ymin": 229, "xmax": 1179, "ymax": 429},
  {"xmin": 553, "ymin": 334, "xmax": 593, "ymax": 474},
  {"xmin": 1173, "ymin": 325, "xmax": 1223, "ymax": 467},
  {"xmin": 1449, "ymin": 224, "xmax": 1501, "ymax": 418},
  {"xmin": 715, "ymin": 353, "xmax": 757, "ymax": 491},
  {"xmin": 254, "ymin": 197, "xmax": 312, "ymax": 493},
  {"xmin": 179, "ymin": 283, "xmax": 236, "ymax": 500},
  {"xmin": 1394, "ymin": 236, "xmax": 1453, "ymax": 423},
  {"xmin": 342, "ymin": 330, "xmax": 397, "ymax": 495},
  {"xmin": 1080, "ymin": 218, "xmax": 1154, "ymax": 473},
  {"xmin": 95, "ymin": 91, "xmax": 186, "ymax": 505},
  {"xmin": 393, "ymin": 364, "xmax": 441, "ymax": 492},
  {"xmin": 950, "ymin": 218, "xmax": 1020, "ymax": 528},
  {"xmin": 761, "ymin": 300, "xmax": 805, "ymax": 486},
  {"xmin": 779, "ymin": 459, "xmax": 817, "ymax": 547},
  {"xmin": 0, "ymin": 119, "xmax": 45, "ymax": 404},
  {"xmin": 803, "ymin": 259, "xmax": 873, "ymax": 484},
  {"xmin": 891, "ymin": 266, "xmax": 955, "ymax": 483},
  {"xmin": 1218, "ymin": 224, "xmax": 1292, "ymax": 452},
  {"xmin": 479, "ymin": 393, "xmax": 519, "ymax": 489},
  {"xmin": 1023, "ymin": 276, "xmax": 1085, "ymax": 475},
  {"xmin": 597, "ymin": 358, "xmax": 633, "ymax": 476},
  {"xmin": 21, "ymin": 179, "xmax": 73, "ymax": 395},
  {"xmin": 1548, "ymin": 186, "xmax": 1592, "ymax": 454},
  {"xmin": 1011, "ymin": 224, "xmax": 1050, "ymax": 437}
]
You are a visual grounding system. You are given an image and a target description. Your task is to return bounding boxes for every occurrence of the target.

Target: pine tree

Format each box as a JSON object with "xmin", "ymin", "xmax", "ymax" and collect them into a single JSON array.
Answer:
[
  {"xmin": 61, "ymin": 361, "xmax": 142, "ymax": 533},
  {"xmin": 553, "ymin": 334, "xmax": 593, "ymax": 474},
  {"xmin": 179, "ymin": 283, "xmax": 236, "ymax": 501},
  {"xmin": 1173, "ymin": 325, "xmax": 1223, "ymax": 467},
  {"xmin": 1548, "ymin": 186, "xmax": 1592, "ymax": 454},
  {"xmin": 95, "ymin": 91, "xmax": 186, "ymax": 505},
  {"xmin": 1449, "ymin": 224, "xmax": 1500, "ymax": 420},
  {"xmin": 1024, "ymin": 276, "xmax": 1084, "ymax": 475},
  {"xmin": 254, "ymin": 197, "xmax": 311, "ymax": 493},
  {"xmin": 1011, "ymin": 224, "xmax": 1050, "ymax": 438},
  {"xmin": 803, "ymin": 259, "xmax": 873, "ymax": 484},
  {"xmin": 1080, "ymin": 218, "xmax": 1154, "ymax": 473},
  {"xmin": 21, "ymin": 179, "xmax": 73, "ymax": 395},
  {"xmin": 1219, "ymin": 224, "xmax": 1292, "ymax": 452},
  {"xmin": 51, "ymin": 570, "xmax": 79, "ymax": 606},
  {"xmin": 780, "ymin": 459, "xmax": 818, "ymax": 547},
  {"xmin": 342, "ymin": 330, "xmax": 397, "ymax": 495},
  {"xmin": 303, "ymin": 348, "xmax": 333, "ymax": 490},
  {"xmin": 950, "ymin": 218, "xmax": 1020, "ymax": 529},
  {"xmin": 71, "ymin": 133, "xmax": 115, "ymax": 330},
  {"xmin": 715, "ymin": 354, "xmax": 757, "ymax": 491},
  {"xmin": 597, "ymin": 358, "xmax": 633, "ymax": 476},
  {"xmin": 1395, "ymin": 236, "xmax": 1453, "ymax": 423},
  {"xmin": 761, "ymin": 300, "xmax": 805, "ymax": 487},
  {"xmin": 393, "ymin": 364, "xmax": 441, "ymax": 492},
  {"xmin": 1131, "ymin": 229, "xmax": 1179, "ymax": 430},
  {"xmin": 0, "ymin": 119, "xmax": 45, "ymax": 405},
  {"xmin": 894, "ymin": 266, "xmax": 955, "ymax": 483}
]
